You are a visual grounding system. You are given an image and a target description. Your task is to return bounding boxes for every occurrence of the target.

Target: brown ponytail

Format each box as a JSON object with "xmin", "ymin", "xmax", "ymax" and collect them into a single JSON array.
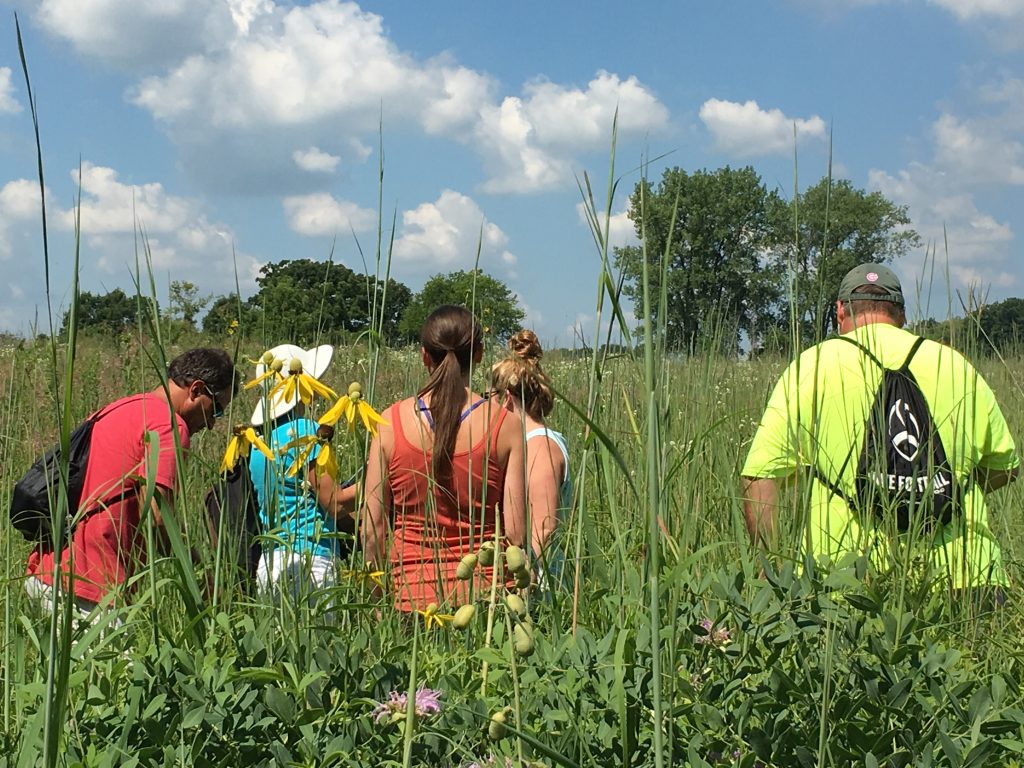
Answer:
[
  {"xmin": 490, "ymin": 329, "xmax": 554, "ymax": 421},
  {"xmin": 418, "ymin": 305, "xmax": 483, "ymax": 483}
]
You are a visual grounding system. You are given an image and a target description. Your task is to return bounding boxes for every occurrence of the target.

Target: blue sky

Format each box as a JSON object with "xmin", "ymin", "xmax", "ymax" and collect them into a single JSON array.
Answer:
[{"xmin": 0, "ymin": 0, "xmax": 1022, "ymax": 344}]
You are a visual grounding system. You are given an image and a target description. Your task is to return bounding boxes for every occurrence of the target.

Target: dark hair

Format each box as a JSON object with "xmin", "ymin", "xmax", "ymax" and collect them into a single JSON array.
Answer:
[
  {"xmin": 168, "ymin": 348, "xmax": 240, "ymax": 395},
  {"xmin": 418, "ymin": 305, "xmax": 483, "ymax": 483},
  {"xmin": 490, "ymin": 329, "xmax": 554, "ymax": 421},
  {"xmin": 845, "ymin": 285, "xmax": 905, "ymax": 324}
]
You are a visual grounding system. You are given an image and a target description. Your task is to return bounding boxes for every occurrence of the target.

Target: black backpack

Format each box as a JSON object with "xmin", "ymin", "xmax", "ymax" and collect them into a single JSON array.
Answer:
[
  {"xmin": 816, "ymin": 336, "xmax": 962, "ymax": 532},
  {"xmin": 10, "ymin": 415, "xmax": 100, "ymax": 546},
  {"xmin": 205, "ymin": 459, "xmax": 262, "ymax": 591}
]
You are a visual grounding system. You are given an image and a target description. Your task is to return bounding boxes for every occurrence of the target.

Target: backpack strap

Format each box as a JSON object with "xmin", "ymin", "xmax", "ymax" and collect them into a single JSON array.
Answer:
[
  {"xmin": 811, "ymin": 333, "xmax": 927, "ymax": 509},
  {"xmin": 833, "ymin": 333, "xmax": 926, "ymax": 372},
  {"xmin": 899, "ymin": 336, "xmax": 926, "ymax": 372}
]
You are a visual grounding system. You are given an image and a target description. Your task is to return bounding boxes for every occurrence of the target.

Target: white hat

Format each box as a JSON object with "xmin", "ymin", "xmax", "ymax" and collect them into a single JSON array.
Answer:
[{"xmin": 250, "ymin": 343, "xmax": 334, "ymax": 426}]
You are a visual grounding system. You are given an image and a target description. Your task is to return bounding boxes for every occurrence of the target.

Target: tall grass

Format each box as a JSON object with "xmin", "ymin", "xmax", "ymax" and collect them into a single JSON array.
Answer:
[{"xmin": 5, "ymin": 56, "xmax": 1024, "ymax": 768}]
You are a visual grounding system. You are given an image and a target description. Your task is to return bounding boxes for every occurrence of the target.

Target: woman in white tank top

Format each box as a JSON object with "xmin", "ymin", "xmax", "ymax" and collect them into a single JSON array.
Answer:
[{"xmin": 491, "ymin": 330, "xmax": 571, "ymax": 579}]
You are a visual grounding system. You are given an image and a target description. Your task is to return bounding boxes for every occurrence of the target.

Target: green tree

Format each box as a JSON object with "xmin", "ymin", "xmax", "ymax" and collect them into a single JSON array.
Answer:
[
  {"xmin": 168, "ymin": 280, "xmax": 211, "ymax": 329},
  {"xmin": 63, "ymin": 289, "xmax": 147, "ymax": 336},
  {"xmin": 615, "ymin": 166, "xmax": 787, "ymax": 352},
  {"xmin": 399, "ymin": 269, "xmax": 525, "ymax": 343},
  {"xmin": 250, "ymin": 259, "xmax": 412, "ymax": 344},
  {"xmin": 977, "ymin": 297, "xmax": 1024, "ymax": 353},
  {"xmin": 203, "ymin": 293, "xmax": 257, "ymax": 336},
  {"xmin": 782, "ymin": 177, "xmax": 920, "ymax": 341}
]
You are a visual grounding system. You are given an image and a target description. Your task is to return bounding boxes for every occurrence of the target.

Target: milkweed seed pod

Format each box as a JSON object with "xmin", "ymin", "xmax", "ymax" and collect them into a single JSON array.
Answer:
[
  {"xmin": 515, "ymin": 568, "xmax": 532, "ymax": 591},
  {"xmin": 504, "ymin": 545, "xmax": 527, "ymax": 574},
  {"xmin": 455, "ymin": 553, "xmax": 478, "ymax": 581},
  {"xmin": 505, "ymin": 593, "xmax": 527, "ymax": 620},
  {"xmin": 513, "ymin": 623, "xmax": 535, "ymax": 657},
  {"xmin": 488, "ymin": 709, "xmax": 509, "ymax": 740},
  {"xmin": 452, "ymin": 604, "xmax": 476, "ymax": 630},
  {"xmin": 478, "ymin": 542, "xmax": 496, "ymax": 567}
]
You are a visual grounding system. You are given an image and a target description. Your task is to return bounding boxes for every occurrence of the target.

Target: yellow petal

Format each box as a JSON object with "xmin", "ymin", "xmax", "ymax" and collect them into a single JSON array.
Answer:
[
  {"xmin": 357, "ymin": 402, "xmax": 388, "ymax": 437},
  {"xmin": 308, "ymin": 376, "xmax": 339, "ymax": 402},
  {"xmin": 316, "ymin": 443, "xmax": 338, "ymax": 479},
  {"xmin": 244, "ymin": 427, "xmax": 275, "ymax": 460},
  {"xmin": 294, "ymin": 373, "xmax": 313, "ymax": 405},
  {"xmin": 220, "ymin": 436, "xmax": 241, "ymax": 473},
  {"xmin": 243, "ymin": 369, "xmax": 277, "ymax": 390},
  {"xmin": 319, "ymin": 396, "xmax": 351, "ymax": 427},
  {"xmin": 286, "ymin": 442, "xmax": 316, "ymax": 477}
]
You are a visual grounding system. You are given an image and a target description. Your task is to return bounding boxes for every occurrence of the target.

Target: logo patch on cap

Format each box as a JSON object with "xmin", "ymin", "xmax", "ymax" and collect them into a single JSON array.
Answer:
[{"xmin": 866, "ymin": 272, "xmax": 878, "ymax": 282}]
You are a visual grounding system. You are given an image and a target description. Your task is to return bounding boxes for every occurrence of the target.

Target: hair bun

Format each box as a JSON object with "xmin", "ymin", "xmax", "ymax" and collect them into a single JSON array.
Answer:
[{"xmin": 509, "ymin": 329, "xmax": 542, "ymax": 362}]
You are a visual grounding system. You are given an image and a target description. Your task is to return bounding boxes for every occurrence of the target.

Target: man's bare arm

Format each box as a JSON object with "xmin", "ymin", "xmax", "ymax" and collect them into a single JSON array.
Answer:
[{"xmin": 742, "ymin": 476, "xmax": 780, "ymax": 547}]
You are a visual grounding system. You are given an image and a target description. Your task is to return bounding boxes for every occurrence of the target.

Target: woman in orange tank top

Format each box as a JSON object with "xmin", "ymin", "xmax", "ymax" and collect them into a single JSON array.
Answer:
[{"xmin": 362, "ymin": 305, "xmax": 526, "ymax": 611}]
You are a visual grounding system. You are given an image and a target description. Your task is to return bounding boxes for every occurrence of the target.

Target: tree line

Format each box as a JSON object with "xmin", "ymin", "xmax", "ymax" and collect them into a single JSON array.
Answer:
[
  {"xmin": 614, "ymin": 167, "xmax": 921, "ymax": 352},
  {"xmin": 65, "ymin": 165, "xmax": 1024, "ymax": 355},
  {"xmin": 64, "ymin": 264, "xmax": 526, "ymax": 346}
]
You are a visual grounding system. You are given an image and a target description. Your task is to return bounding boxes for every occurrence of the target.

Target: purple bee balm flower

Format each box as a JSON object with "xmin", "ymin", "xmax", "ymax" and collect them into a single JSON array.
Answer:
[
  {"xmin": 694, "ymin": 618, "xmax": 731, "ymax": 648},
  {"xmin": 372, "ymin": 687, "xmax": 443, "ymax": 723}
]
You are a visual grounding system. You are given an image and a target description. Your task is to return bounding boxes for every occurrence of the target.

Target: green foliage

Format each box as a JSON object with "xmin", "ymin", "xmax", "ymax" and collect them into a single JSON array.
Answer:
[
  {"xmin": 167, "ymin": 281, "xmax": 211, "ymax": 330},
  {"xmin": 398, "ymin": 269, "xmax": 526, "ymax": 343},
  {"xmin": 977, "ymin": 298, "xmax": 1024, "ymax": 355},
  {"xmin": 781, "ymin": 177, "xmax": 920, "ymax": 342},
  {"xmin": 61, "ymin": 288, "xmax": 153, "ymax": 337},
  {"xmin": 245, "ymin": 258, "xmax": 412, "ymax": 345},
  {"xmin": 202, "ymin": 293, "xmax": 257, "ymax": 336},
  {"xmin": 615, "ymin": 166, "xmax": 788, "ymax": 353},
  {"xmin": 616, "ymin": 170, "xmax": 920, "ymax": 353}
]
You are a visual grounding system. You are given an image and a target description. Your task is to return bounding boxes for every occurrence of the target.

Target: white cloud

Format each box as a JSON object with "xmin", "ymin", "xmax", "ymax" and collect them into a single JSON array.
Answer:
[
  {"xmin": 932, "ymin": 112, "xmax": 1024, "ymax": 185},
  {"xmin": 292, "ymin": 146, "xmax": 341, "ymax": 173},
  {"xmin": 282, "ymin": 193, "xmax": 376, "ymax": 236},
  {"xmin": 699, "ymin": 98, "xmax": 826, "ymax": 156},
  {"xmin": 869, "ymin": 163, "xmax": 1015, "ymax": 291},
  {"xmin": 131, "ymin": 2, "xmax": 457, "ymax": 130},
  {"xmin": 32, "ymin": 0, "xmax": 237, "ymax": 70},
  {"xmin": 0, "ymin": 179, "xmax": 43, "ymax": 258},
  {"xmin": 0, "ymin": 68, "xmax": 21, "ymax": 114},
  {"xmin": 930, "ymin": 0, "xmax": 1024, "ymax": 19},
  {"xmin": 27, "ymin": 0, "xmax": 669, "ymax": 194},
  {"xmin": 56, "ymin": 163, "xmax": 260, "ymax": 290},
  {"xmin": 476, "ymin": 72, "xmax": 668, "ymax": 193},
  {"xmin": 575, "ymin": 202, "xmax": 638, "ymax": 250},
  {"xmin": 392, "ymin": 190, "xmax": 516, "ymax": 273}
]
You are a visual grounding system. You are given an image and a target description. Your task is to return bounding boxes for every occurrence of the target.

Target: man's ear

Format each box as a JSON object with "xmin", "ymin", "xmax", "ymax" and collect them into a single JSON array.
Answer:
[{"xmin": 421, "ymin": 347, "xmax": 433, "ymax": 371}]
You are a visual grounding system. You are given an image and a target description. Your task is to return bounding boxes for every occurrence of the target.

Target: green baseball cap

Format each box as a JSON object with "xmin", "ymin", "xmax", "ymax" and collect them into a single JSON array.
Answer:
[{"xmin": 837, "ymin": 263, "xmax": 904, "ymax": 306}]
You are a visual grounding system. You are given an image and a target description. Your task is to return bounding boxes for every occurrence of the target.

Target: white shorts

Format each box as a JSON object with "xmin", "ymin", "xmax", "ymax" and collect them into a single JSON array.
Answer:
[
  {"xmin": 256, "ymin": 550, "xmax": 337, "ymax": 606},
  {"xmin": 23, "ymin": 576, "xmax": 123, "ymax": 629}
]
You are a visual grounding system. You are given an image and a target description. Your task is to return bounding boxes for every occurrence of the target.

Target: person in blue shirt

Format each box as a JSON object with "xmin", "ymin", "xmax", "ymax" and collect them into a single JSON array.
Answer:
[
  {"xmin": 490, "ymin": 330, "xmax": 571, "ymax": 585},
  {"xmin": 248, "ymin": 344, "xmax": 357, "ymax": 601}
]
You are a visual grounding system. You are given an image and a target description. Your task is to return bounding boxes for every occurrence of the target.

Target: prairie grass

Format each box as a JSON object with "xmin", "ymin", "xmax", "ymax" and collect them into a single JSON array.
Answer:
[{"xmin": 7, "ymin": 36, "xmax": 1024, "ymax": 765}]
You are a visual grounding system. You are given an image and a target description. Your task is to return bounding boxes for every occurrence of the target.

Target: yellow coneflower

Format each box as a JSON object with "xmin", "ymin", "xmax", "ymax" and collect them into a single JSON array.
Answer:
[
  {"xmin": 319, "ymin": 381, "xmax": 388, "ymax": 437},
  {"xmin": 221, "ymin": 424, "xmax": 275, "ymax": 473},
  {"xmin": 269, "ymin": 358, "xmax": 338, "ymax": 406},
  {"xmin": 417, "ymin": 602, "xmax": 453, "ymax": 630},
  {"xmin": 342, "ymin": 566, "xmax": 386, "ymax": 590},
  {"xmin": 244, "ymin": 353, "xmax": 285, "ymax": 391},
  {"xmin": 281, "ymin": 424, "xmax": 338, "ymax": 479}
]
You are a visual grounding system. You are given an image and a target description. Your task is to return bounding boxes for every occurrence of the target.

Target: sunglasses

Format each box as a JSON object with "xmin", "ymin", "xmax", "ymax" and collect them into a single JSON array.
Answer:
[{"xmin": 201, "ymin": 384, "xmax": 225, "ymax": 419}]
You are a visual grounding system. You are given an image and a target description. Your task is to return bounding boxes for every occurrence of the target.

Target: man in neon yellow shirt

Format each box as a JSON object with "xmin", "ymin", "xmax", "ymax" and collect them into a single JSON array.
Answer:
[{"xmin": 742, "ymin": 264, "xmax": 1019, "ymax": 590}]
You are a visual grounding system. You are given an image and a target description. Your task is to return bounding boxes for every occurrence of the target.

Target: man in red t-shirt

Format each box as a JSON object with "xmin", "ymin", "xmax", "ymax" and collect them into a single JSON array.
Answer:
[{"xmin": 25, "ymin": 348, "xmax": 239, "ymax": 618}]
